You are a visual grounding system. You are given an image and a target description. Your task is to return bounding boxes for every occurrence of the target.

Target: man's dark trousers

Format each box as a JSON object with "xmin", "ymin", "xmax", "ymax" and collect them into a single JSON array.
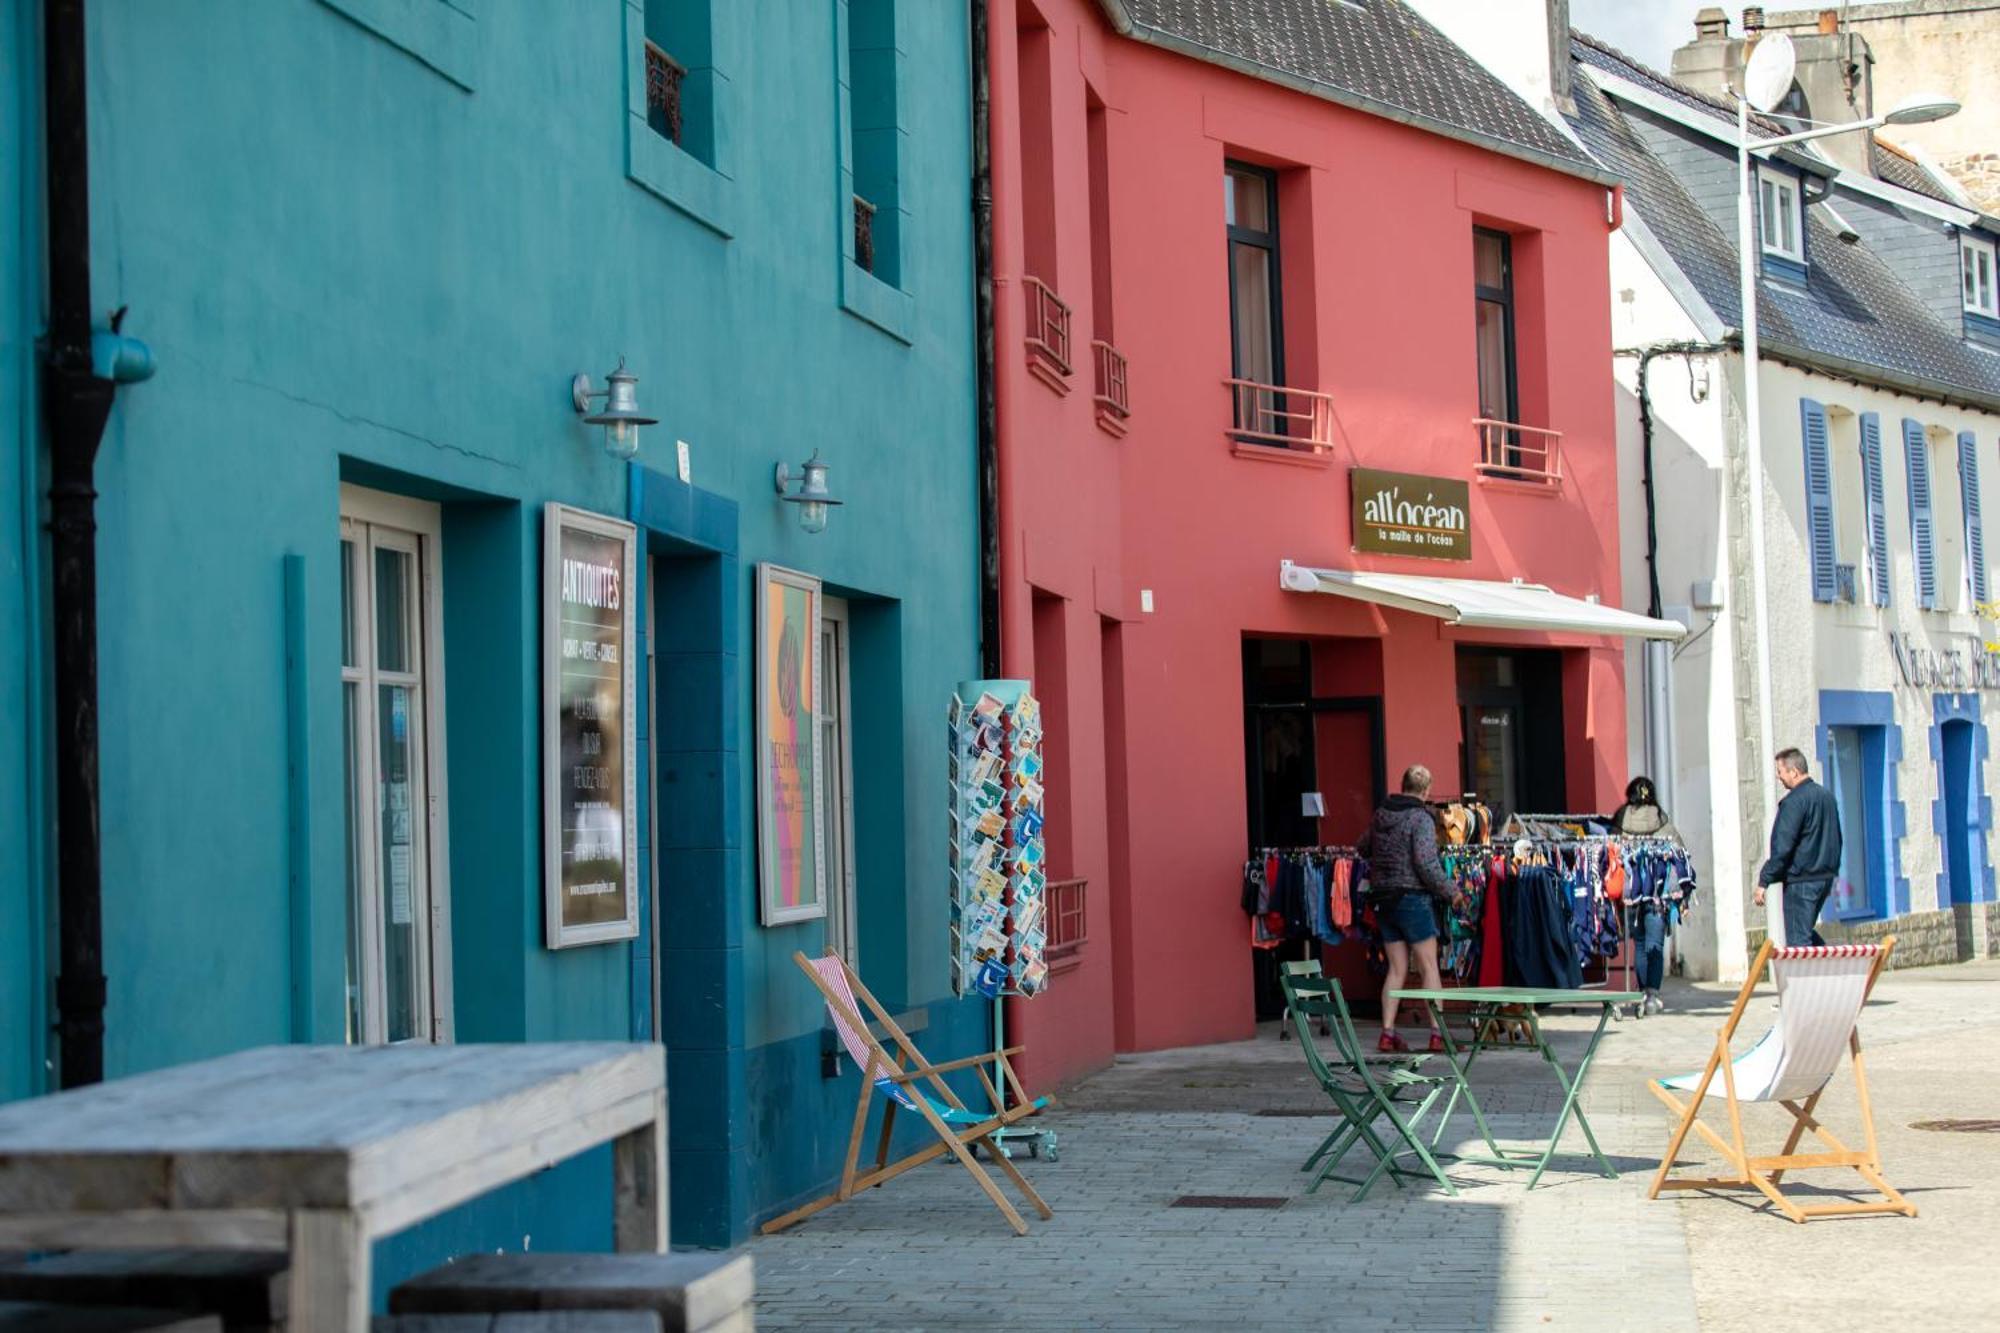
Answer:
[{"xmin": 1783, "ymin": 879, "xmax": 1833, "ymax": 948}]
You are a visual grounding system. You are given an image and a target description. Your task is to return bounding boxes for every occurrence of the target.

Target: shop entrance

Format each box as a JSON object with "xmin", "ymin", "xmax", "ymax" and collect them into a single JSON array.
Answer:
[
  {"xmin": 1242, "ymin": 638, "xmax": 1385, "ymax": 1020},
  {"xmin": 1455, "ymin": 648, "xmax": 1567, "ymax": 825}
]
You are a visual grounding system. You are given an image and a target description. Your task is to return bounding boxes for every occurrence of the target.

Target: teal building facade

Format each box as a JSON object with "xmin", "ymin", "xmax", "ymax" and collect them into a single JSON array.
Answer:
[{"xmin": 2, "ymin": 0, "xmax": 984, "ymax": 1281}]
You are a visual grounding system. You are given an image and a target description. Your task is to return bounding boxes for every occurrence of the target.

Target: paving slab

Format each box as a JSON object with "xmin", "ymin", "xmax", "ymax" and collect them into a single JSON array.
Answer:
[{"xmin": 746, "ymin": 958, "xmax": 2000, "ymax": 1331}]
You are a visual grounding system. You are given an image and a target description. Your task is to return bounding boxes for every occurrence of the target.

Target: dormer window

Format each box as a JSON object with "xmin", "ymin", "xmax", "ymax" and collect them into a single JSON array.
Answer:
[
  {"xmin": 1964, "ymin": 234, "xmax": 1998, "ymax": 321},
  {"xmin": 1757, "ymin": 167, "xmax": 1805, "ymax": 276}
]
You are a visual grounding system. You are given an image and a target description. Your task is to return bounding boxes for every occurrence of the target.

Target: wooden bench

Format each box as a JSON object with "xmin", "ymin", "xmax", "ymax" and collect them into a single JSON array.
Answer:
[
  {"xmin": 0, "ymin": 1250, "xmax": 287, "ymax": 1331},
  {"xmin": 388, "ymin": 1254, "xmax": 752, "ymax": 1333},
  {"xmin": 0, "ymin": 1302, "xmax": 220, "ymax": 1332},
  {"xmin": 376, "ymin": 1316, "xmax": 662, "ymax": 1332}
]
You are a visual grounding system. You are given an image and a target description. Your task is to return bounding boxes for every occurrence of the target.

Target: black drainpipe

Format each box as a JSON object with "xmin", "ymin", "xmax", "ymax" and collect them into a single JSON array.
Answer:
[
  {"xmin": 971, "ymin": 0, "xmax": 1001, "ymax": 679},
  {"xmin": 1618, "ymin": 341, "xmax": 1724, "ymax": 621},
  {"xmin": 43, "ymin": 0, "xmax": 117, "ymax": 1090}
]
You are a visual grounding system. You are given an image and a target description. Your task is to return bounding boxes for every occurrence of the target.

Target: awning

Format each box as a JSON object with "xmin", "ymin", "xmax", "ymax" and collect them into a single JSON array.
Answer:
[{"xmin": 1279, "ymin": 562, "xmax": 1686, "ymax": 641}]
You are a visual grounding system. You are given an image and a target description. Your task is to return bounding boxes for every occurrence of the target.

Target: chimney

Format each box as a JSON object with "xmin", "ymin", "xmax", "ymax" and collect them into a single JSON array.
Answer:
[
  {"xmin": 1818, "ymin": 9, "xmax": 1840, "ymax": 35},
  {"xmin": 1694, "ymin": 7, "xmax": 1730, "ymax": 40},
  {"xmin": 1743, "ymin": 7, "xmax": 1765, "ymax": 34}
]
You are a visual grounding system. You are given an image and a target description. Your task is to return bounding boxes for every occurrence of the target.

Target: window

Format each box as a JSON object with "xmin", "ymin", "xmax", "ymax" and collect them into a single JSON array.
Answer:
[
  {"xmin": 643, "ymin": 0, "xmax": 715, "ymax": 165},
  {"xmin": 1959, "ymin": 430, "xmax": 1990, "ymax": 607},
  {"xmin": 1859, "ymin": 414, "xmax": 1891, "ymax": 607},
  {"xmin": 1904, "ymin": 419, "xmax": 1940, "ymax": 611},
  {"xmin": 820, "ymin": 598, "xmax": 858, "ymax": 965},
  {"xmin": 1226, "ymin": 162, "xmax": 1284, "ymax": 437},
  {"xmin": 1017, "ymin": 11, "xmax": 1058, "ymax": 287},
  {"xmin": 1474, "ymin": 228, "xmax": 1518, "ymax": 427},
  {"xmin": 339, "ymin": 486, "xmax": 451, "ymax": 1045},
  {"xmin": 844, "ymin": 0, "xmax": 900, "ymax": 285},
  {"xmin": 1086, "ymin": 89, "xmax": 1114, "ymax": 344},
  {"xmin": 1758, "ymin": 168, "xmax": 1804, "ymax": 267},
  {"xmin": 1801, "ymin": 399, "xmax": 1838, "ymax": 602},
  {"xmin": 1964, "ymin": 235, "xmax": 1999, "ymax": 321}
]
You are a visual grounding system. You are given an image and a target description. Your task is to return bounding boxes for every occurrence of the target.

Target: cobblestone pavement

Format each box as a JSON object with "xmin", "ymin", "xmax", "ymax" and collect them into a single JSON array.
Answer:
[{"xmin": 747, "ymin": 959, "xmax": 2000, "ymax": 1331}]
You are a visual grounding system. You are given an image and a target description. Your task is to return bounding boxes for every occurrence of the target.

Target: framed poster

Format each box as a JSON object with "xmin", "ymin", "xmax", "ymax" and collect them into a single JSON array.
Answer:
[
  {"xmin": 757, "ymin": 562, "xmax": 827, "ymax": 925},
  {"xmin": 543, "ymin": 503, "xmax": 641, "ymax": 948}
]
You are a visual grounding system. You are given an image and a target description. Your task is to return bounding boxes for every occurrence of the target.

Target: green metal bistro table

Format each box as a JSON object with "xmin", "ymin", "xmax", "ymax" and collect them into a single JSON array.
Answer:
[{"xmin": 1391, "ymin": 986, "xmax": 1640, "ymax": 1189}]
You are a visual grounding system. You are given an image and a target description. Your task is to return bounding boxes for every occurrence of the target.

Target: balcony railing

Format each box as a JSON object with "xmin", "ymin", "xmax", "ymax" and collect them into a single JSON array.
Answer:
[
  {"xmin": 644, "ymin": 41, "xmax": 686, "ymax": 146},
  {"xmin": 1225, "ymin": 378, "xmax": 1334, "ymax": 452},
  {"xmin": 853, "ymin": 194, "xmax": 877, "ymax": 274},
  {"xmin": 1092, "ymin": 340, "xmax": 1129, "ymax": 423},
  {"xmin": 1474, "ymin": 418, "xmax": 1564, "ymax": 485},
  {"xmin": 1023, "ymin": 275, "xmax": 1072, "ymax": 390},
  {"xmin": 1047, "ymin": 877, "xmax": 1087, "ymax": 965}
]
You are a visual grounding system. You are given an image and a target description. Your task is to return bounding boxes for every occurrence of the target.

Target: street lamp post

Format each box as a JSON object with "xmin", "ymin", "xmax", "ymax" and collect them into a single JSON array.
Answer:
[{"xmin": 1733, "ymin": 92, "xmax": 1958, "ymax": 945}]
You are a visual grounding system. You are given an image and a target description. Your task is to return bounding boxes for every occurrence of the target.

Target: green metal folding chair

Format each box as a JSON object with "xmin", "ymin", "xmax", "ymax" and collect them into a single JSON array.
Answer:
[{"xmin": 1279, "ymin": 963, "xmax": 1460, "ymax": 1200}]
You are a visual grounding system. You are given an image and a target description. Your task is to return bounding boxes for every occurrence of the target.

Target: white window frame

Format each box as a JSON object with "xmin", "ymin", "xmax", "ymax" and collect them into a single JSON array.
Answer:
[
  {"xmin": 1758, "ymin": 167, "xmax": 1804, "ymax": 265},
  {"xmin": 339, "ymin": 483, "xmax": 454, "ymax": 1045},
  {"xmin": 1964, "ymin": 234, "xmax": 1998, "ymax": 319},
  {"xmin": 819, "ymin": 597, "xmax": 859, "ymax": 966}
]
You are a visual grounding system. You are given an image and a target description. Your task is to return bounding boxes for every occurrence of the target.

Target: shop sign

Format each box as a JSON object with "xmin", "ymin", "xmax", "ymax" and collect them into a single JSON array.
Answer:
[
  {"xmin": 543, "ymin": 504, "xmax": 641, "ymax": 948},
  {"xmin": 1888, "ymin": 631, "xmax": 2000, "ymax": 691},
  {"xmin": 758, "ymin": 563, "xmax": 827, "ymax": 926},
  {"xmin": 1351, "ymin": 468, "xmax": 1471, "ymax": 561}
]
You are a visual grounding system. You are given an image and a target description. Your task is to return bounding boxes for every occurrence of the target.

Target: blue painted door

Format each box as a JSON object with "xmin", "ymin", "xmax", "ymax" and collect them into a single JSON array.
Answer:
[{"xmin": 1942, "ymin": 719, "xmax": 1976, "ymax": 907}]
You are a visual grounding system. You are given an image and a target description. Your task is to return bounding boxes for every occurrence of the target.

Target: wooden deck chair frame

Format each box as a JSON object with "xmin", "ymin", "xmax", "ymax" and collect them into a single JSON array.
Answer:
[
  {"xmin": 1647, "ymin": 936, "xmax": 1915, "ymax": 1223},
  {"xmin": 761, "ymin": 950, "xmax": 1056, "ymax": 1237}
]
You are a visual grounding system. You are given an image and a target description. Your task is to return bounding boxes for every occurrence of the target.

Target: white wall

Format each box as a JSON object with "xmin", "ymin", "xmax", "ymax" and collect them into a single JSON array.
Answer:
[
  {"xmin": 1607, "ymin": 228, "xmax": 1747, "ymax": 979},
  {"xmin": 1754, "ymin": 356, "xmax": 2000, "ymax": 945}
]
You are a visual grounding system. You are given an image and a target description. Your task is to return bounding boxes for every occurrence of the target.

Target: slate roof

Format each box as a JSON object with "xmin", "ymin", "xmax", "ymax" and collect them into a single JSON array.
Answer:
[
  {"xmin": 1566, "ymin": 31, "xmax": 2000, "ymax": 413},
  {"xmin": 1098, "ymin": 0, "xmax": 1612, "ymax": 183},
  {"xmin": 1871, "ymin": 139, "xmax": 1962, "ymax": 206}
]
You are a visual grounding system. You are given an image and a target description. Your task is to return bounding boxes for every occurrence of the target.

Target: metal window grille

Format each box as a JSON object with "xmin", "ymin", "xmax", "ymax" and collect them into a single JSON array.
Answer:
[
  {"xmin": 645, "ymin": 41, "xmax": 685, "ymax": 146},
  {"xmin": 853, "ymin": 195, "xmax": 876, "ymax": 274}
]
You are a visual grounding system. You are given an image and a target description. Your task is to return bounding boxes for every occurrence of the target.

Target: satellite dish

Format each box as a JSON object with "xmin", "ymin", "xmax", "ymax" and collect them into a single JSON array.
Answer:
[{"xmin": 1743, "ymin": 32, "xmax": 1797, "ymax": 114}]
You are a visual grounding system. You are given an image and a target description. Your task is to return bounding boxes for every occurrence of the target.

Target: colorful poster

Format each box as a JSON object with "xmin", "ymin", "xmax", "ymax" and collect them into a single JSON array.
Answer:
[
  {"xmin": 543, "ymin": 504, "xmax": 640, "ymax": 948},
  {"xmin": 758, "ymin": 563, "xmax": 826, "ymax": 924}
]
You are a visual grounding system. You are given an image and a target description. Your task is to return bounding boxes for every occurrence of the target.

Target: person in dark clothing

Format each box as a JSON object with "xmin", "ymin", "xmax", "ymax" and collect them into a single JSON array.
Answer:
[
  {"xmin": 1756, "ymin": 748, "xmax": 1843, "ymax": 947},
  {"xmin": 1358, "ymin": 764, "xmax": 1459, "ymax": 1052},
  {"xmin": 1611, "ymin": 776, "xmax": 1681, "ymax": 1014}
]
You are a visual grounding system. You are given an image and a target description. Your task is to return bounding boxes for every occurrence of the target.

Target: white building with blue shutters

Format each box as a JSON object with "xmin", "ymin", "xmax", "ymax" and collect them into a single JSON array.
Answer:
[
  {"xmin": 1567, "ymin": 29, "xmax": 2000, "ymax": 981},
  {"xmin": 1416, "ymin": 2, "xmax": 2000, "ymax": 980}
]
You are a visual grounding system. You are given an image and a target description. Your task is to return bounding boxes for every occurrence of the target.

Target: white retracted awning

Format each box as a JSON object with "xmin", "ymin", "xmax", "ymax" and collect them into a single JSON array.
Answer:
[{"xmin": 1279, "ymin": 562, "xmax": 1686, "ymax": 641}]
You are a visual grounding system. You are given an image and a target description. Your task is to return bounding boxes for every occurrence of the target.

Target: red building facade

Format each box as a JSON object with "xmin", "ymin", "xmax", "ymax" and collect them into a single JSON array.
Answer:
[{"xmin": 990, "ymin": 0, "xmax": 1640, "ymax": 1083}]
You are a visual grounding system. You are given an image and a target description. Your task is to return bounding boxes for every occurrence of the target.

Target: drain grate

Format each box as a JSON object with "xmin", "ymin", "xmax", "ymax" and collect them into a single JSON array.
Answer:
[
  {"xmin": 1171, "ymin": 1195, "xmax": 1287, "ymax": 1210},
  {"xmin": 1911, "ymin": 1118, "xmax": 2000, "ymax": 1133},
  {"xmin": 1254, "ymin": 1108, "xmax": 1324, "ymax": 1118}
]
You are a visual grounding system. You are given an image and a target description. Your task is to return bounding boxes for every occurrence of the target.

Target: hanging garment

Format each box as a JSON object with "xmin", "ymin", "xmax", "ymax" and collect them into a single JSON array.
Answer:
[{"xmin": 1505, "ymin": 863, "xmax": 1582, "ymax": 990}]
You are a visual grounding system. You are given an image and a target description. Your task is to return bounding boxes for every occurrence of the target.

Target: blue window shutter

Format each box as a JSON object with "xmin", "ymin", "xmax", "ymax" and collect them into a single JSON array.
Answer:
[
  {"xmin": 1961, "ymin": 430, "xmax": 1989, "ymax": 606},
  {"xmin": 1905, "ymin": 418, "xmax": 1938, "ymax": 610},
  {"xmin": 1861, "ymin": 413, "xmax": 1890, "ymax": 607},
  {"xmin": 1801, "ymin": 399, "xmax": 1837, "ymax": 602}
]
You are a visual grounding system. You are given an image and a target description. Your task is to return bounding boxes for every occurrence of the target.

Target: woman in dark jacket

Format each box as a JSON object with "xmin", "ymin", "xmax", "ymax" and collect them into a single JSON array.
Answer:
[
  {"xmin": 1358, "ymin": 764, "xmax": 1458, "ymax": 1052},
  {"xmin": 1611, "ymin": 776, "xmax": 1681, "ymax": 1015}
]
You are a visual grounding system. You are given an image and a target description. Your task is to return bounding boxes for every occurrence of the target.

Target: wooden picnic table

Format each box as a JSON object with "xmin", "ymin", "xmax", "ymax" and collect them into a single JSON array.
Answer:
[{"xmin": 0, "ymin": 1043, "xmax": 666, "ymax": 1333}]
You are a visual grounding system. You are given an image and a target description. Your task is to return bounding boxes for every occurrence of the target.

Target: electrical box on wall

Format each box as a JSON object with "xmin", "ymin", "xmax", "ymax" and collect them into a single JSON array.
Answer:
[{"xmin": 1691, "ymin": 581, "xmax": 1723, "ymax": 612}]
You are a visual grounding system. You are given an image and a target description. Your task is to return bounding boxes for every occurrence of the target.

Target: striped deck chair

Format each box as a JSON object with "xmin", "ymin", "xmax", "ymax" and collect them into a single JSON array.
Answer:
[
  {"xmin": 760, "ymin": 950, "xmax": 1054, "ymax": 1237},
  {"xmin": 1648, "ymin": 937, "xmax": 1915, "ymax": 1223}
]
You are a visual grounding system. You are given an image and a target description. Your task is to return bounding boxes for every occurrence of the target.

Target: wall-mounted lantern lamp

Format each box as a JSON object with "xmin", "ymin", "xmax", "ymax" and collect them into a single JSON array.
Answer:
[
  {"xmin": 774, "ymin": 450, "xmax": 843, "ymax": 535},
  {"xmin": 571, "ymin": 358, "xmax": 657, "ymax": 460}
]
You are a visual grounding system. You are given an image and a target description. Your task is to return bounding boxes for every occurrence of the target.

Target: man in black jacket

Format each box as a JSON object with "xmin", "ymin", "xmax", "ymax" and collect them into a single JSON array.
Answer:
[{"xmin": 1755, "ymin": 748, "xmax": 1843, "ymax": 947}]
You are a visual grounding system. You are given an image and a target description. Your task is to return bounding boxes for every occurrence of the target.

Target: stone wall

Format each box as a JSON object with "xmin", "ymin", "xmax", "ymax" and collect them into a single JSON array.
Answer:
[
  {"xmin": 1941, "ymin": 152, "xmax": 2000, "ymax": 216},
  {"xmin": 1746, "ymin": 907, "xmax": 1962, "ymax": 967}
]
